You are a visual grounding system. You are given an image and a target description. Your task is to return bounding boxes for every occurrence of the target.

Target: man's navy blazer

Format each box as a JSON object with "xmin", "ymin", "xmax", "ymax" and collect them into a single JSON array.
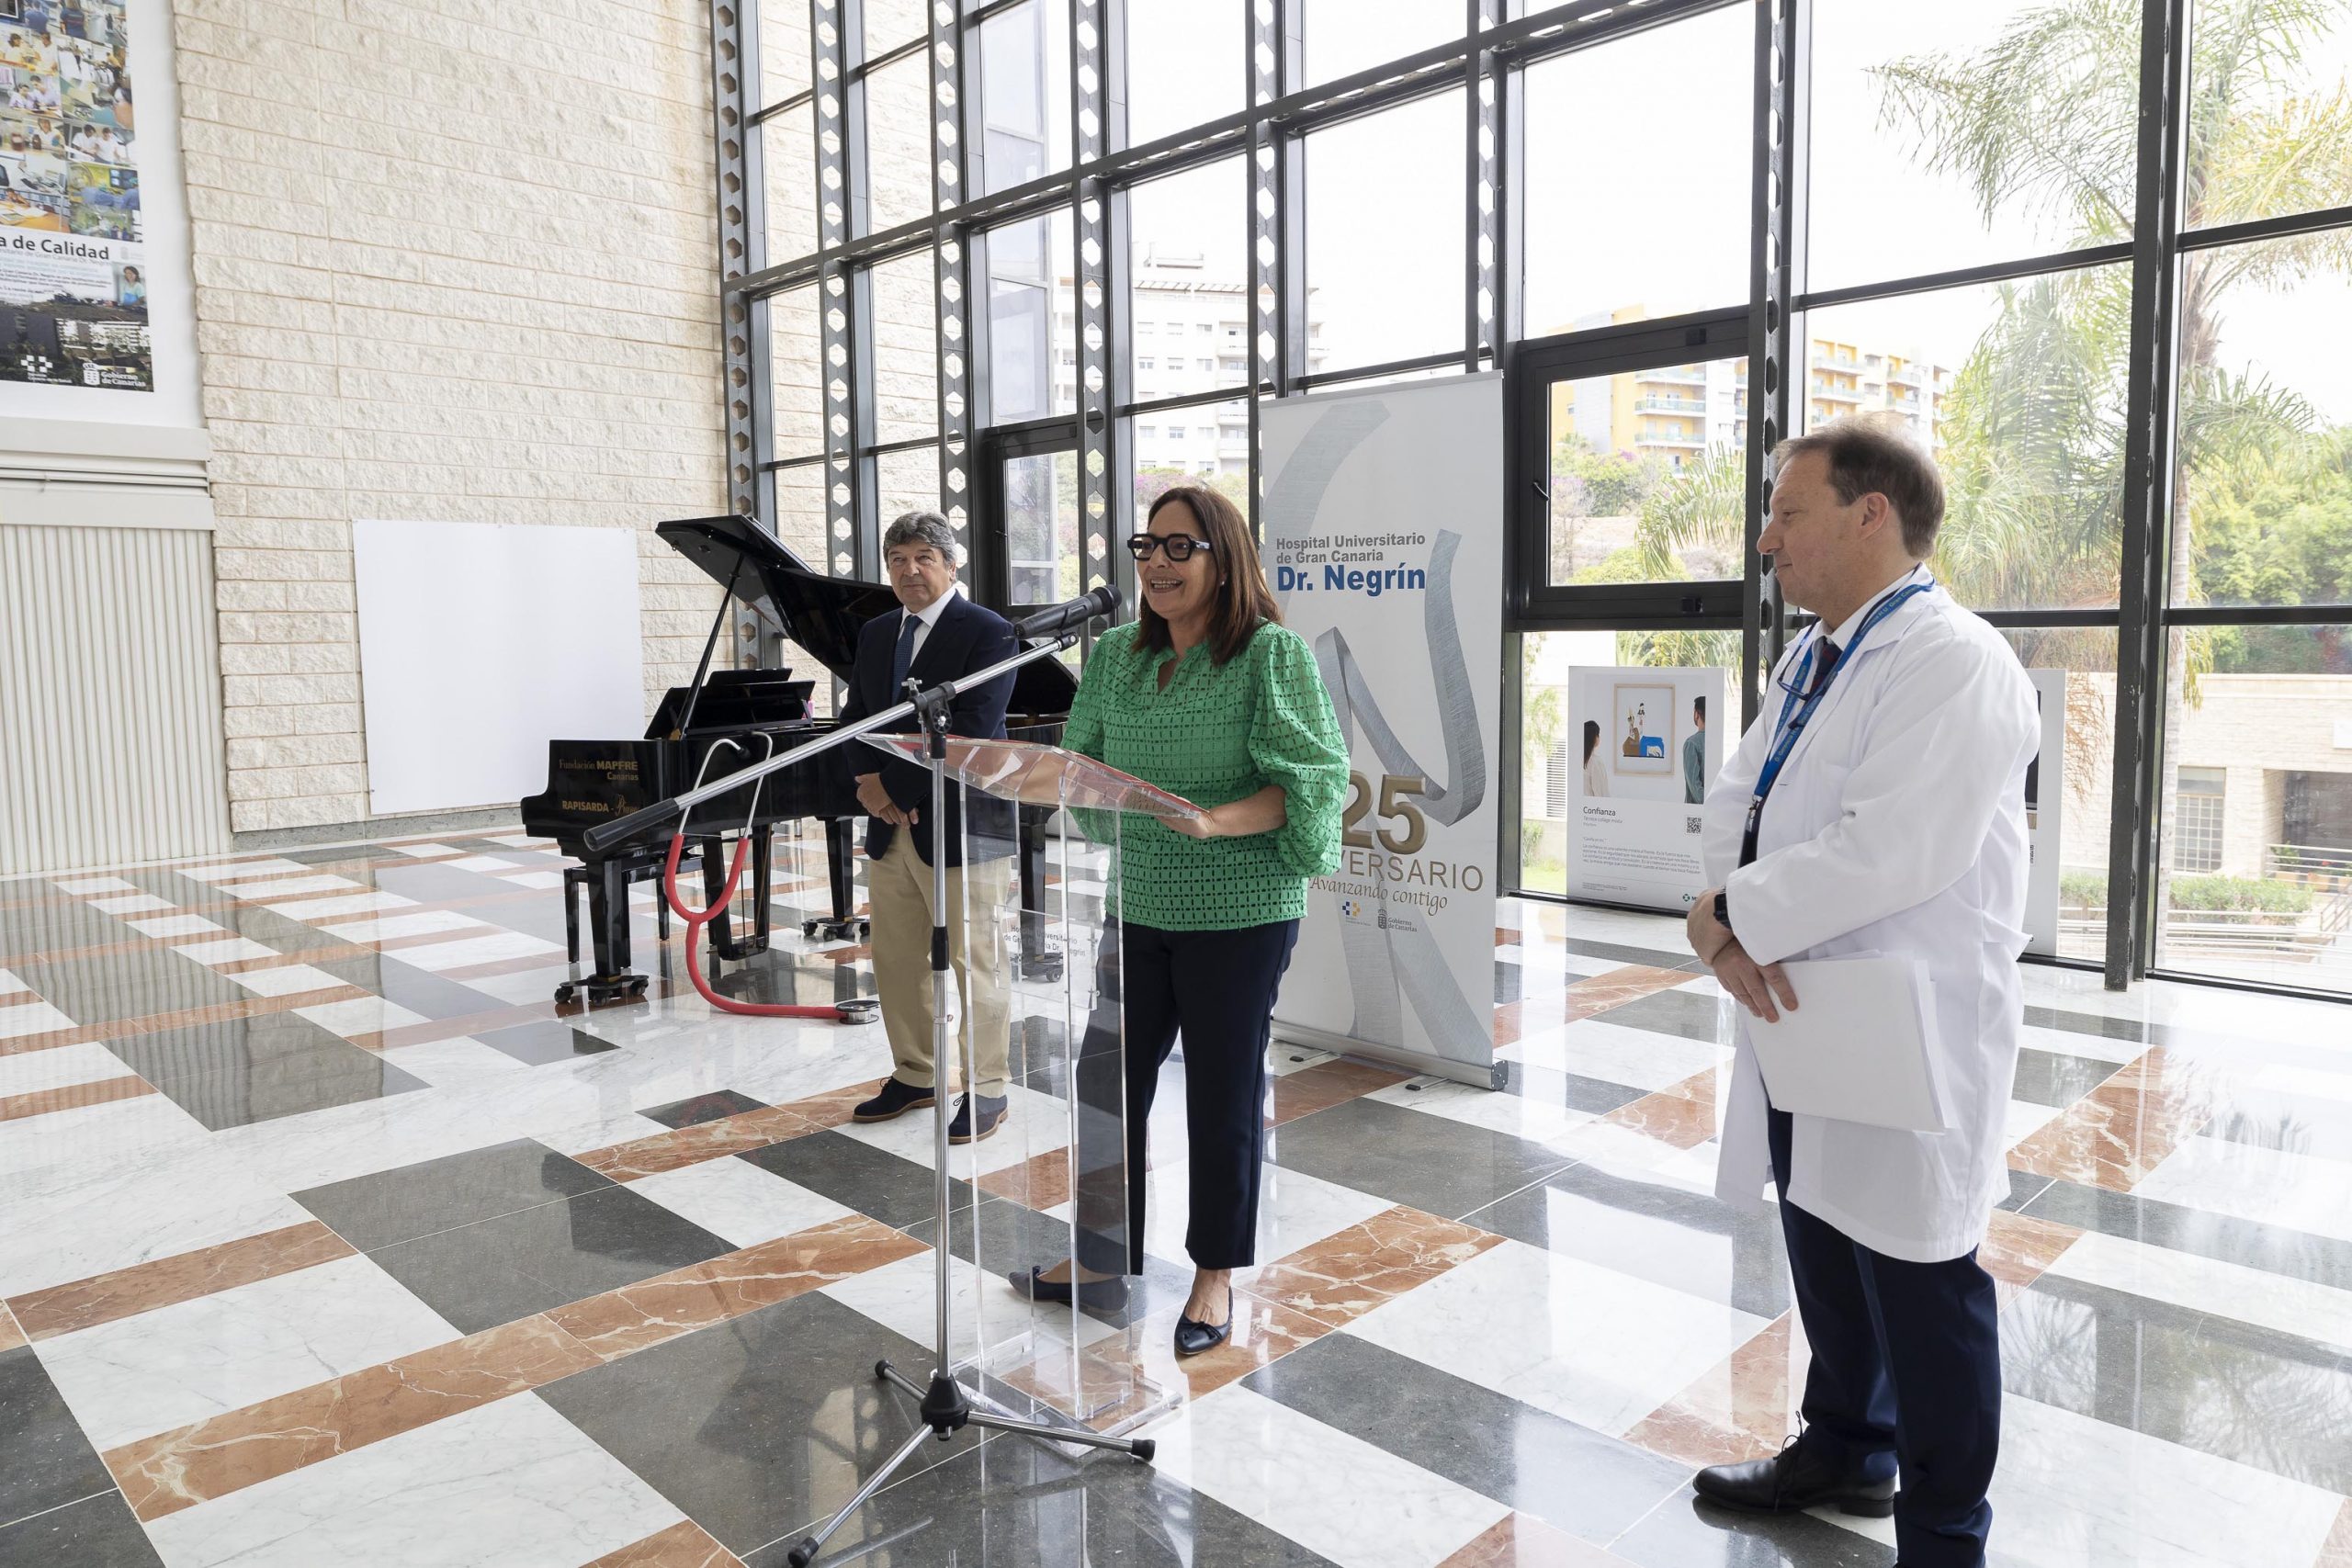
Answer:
[{"xmin": 835, "ymin": 591, "xmax": 1018, "ymax": 868}]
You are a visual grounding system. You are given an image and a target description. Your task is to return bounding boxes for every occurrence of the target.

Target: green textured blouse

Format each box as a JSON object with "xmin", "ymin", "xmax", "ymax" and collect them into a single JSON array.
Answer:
[{"xmin": 1062, "ymin": 619, "xmax": 1348, "ymax": 931}]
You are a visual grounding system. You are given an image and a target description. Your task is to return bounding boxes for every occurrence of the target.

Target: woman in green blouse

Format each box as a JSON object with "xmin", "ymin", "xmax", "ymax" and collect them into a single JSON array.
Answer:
[{"xmin": 1010, "ymin": 484, "xmax": 1347, "ymax": 1357}]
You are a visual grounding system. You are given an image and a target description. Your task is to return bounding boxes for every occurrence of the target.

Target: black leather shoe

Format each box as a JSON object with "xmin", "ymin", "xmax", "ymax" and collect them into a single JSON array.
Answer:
[
  {"xmin": 1173, "ymin": 1288, "xmax": 1234, "ymax": 1358},
  {"xmin": 1693, "ymin": 1438, "xmax": 1895, "ymax": 1517},
  {"xmin": 851, "ymin": 1078, "xmax": 935, "ymax": 1122},
  {"xmin": 1008, "ymin": 1265, "xmax": 1130, "ymax": 1311},
  {"xmin": 948, "ymin": 1094, "xmax": 1009, "ymax": 1145}
]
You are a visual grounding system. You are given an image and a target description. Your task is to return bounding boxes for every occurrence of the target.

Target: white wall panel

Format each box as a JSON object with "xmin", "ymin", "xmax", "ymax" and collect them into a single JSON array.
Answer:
[{"xmin": 354, "ymin": 519, "xmax": 643, "ymax": 818}]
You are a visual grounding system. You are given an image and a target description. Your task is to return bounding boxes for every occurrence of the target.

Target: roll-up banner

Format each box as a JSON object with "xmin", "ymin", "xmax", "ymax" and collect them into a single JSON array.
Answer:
[
  {"xmin": 2024, "ymin": 668, "xmax": 2066, "ymax": 957},
  {"xmin": 1562, "ymin": 666, "xmax": 1730, "ymax": 914},
  {"xmin": 1262, "ymin": 375, "xmax": 1504, "ymax": 1088}
]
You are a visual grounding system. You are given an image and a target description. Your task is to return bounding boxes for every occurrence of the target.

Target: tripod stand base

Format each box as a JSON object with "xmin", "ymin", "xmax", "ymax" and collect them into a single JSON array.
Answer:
[{"xmin": 784, "ymin": 1358, "xmax": 1156, "ymax": 1566}]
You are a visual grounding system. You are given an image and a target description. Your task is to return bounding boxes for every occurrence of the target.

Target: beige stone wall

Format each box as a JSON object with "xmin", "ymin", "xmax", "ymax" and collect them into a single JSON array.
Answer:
[
  {"xmin": 171, "ymin": 0, "xmax": 729, "ymax": 833},
  {"xmin": 2053, "ymin": 672, "xmax": 2352, "ymax": 882},
  {"xmin": 2175, "ymin": 673, "xmax": 2352, "ymax": 878}
]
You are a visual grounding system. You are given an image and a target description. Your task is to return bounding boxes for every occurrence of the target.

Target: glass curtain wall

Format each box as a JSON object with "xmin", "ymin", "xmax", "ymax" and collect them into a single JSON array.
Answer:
[{"xmin": 718, "ymin": 0, "xmax": 2352, "ymax": 998}]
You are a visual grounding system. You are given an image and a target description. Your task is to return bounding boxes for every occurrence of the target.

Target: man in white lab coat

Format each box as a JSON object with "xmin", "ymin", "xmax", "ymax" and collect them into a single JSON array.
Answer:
[{"xmin": 1684, "ymin": 422, "xmax": 2037, "ymax": 1568}]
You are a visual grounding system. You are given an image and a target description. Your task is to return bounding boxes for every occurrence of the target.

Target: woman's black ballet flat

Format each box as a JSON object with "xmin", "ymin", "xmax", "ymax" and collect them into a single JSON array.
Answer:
[
  {"xmin": 1173, "ymin": 1288, "xmax": 1234, "ymax": 1358},
  {"xmin": 1008, "ymin": 1265, "xmax": 1130, "ymax": 1311}
]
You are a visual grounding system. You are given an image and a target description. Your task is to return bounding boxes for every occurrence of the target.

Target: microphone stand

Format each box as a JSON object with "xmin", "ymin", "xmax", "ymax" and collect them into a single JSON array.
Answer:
[{"xmin": 582, "ymin": 633, "xmax": 1156, "ymax": 1568}]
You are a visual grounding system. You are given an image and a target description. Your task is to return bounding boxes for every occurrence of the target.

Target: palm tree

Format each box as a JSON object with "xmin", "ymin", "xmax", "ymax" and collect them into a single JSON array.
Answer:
[
  {"xmin": 1876, "ymin": 0, "xmax": 2352, "ymax": 918},
  {"xmin": 1621, "ymin": 444, "xmax": 1748, "ymax": 671},
  {"xmin": 1876, "ymin": 0, "xmax": 2352, "ymax": 580}
]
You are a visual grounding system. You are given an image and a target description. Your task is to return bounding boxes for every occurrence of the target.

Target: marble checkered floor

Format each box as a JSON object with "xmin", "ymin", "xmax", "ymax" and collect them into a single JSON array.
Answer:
[{"xmin": 3, "ymin": 831, "xmax": 2351, "ymax": 1567}]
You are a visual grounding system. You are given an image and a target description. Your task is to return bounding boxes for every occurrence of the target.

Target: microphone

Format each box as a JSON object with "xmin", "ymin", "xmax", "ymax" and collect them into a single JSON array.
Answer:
[{"xmin": 1012, "ymin": 583, "xmax": 1121, "ymax": 640}]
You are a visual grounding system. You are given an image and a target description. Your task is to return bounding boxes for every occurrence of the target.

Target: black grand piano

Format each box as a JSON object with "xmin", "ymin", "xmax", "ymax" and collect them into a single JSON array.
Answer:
[{"xmin": 521, "ymin": 513, "xmax": 1080, "ymax": 1007}]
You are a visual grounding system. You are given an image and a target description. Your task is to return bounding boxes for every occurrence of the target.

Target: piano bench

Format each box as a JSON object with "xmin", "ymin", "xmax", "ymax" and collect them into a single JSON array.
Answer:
[{"xmin": 563, "ymin": 851, "xmax": 683, "ymax": 965}]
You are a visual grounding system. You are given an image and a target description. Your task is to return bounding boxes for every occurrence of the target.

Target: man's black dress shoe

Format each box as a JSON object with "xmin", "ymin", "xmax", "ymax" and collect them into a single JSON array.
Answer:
[
  {"xmin": 1173, "ymin": 1288, "xmax": 1233, "ymax": 1358},
  {"xmin": 851, "ymin": 1078, "xmax": 935, "ymax": 1122},
  {"xmin": 1007, "ymin": 1265, "xmax": 1130, "ymax": 1311},
  {"xmin": 948, "ymin": 1094, "xmax": 1009, "ymax": 1145},
  {"xmin": 1693, "ymin": 1439, "xmax": 1895, "ymax": 1517}
]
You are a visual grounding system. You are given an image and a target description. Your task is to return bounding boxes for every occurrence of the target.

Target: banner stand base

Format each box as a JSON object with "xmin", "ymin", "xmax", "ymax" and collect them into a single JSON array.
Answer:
[{"xmin": 1271, "ymin": 1020, "xmax": 1505, "ymax": 1091}]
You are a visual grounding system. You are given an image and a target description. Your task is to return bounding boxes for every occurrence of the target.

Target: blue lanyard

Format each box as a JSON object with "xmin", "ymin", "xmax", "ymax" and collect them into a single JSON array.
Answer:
[{"xmin": 1744, "ymin": 578, "xmax": 1934, "ymax": 856}]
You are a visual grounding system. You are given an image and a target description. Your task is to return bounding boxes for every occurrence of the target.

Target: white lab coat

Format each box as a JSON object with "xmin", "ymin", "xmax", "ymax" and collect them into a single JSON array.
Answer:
[{"xmin": 1703, "ymin": 568, "xmax": 2039, "ymax": 1263}]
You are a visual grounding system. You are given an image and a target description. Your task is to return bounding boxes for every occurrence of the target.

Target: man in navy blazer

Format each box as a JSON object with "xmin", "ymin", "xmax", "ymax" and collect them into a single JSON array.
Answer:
[{"xmin": 842, "ymin": 512, "xmax": 1020, "ymax": 1143}]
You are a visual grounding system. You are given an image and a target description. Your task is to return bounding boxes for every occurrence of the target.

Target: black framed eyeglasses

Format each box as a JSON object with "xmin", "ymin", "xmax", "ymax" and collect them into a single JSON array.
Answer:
[
  {"xmin": 1126, "ymin": 533, "xmax": 1216, "ymax": 563},
  {"xmin": 1773, "ymin": 633, "xmax": 1830, "ymax": 702}
]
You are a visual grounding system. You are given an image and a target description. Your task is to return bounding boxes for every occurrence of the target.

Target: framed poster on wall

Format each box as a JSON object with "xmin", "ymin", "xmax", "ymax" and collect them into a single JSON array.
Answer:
[{"xmin": 0, "ymin": 0, "xmax": 199, "ymax": 426}]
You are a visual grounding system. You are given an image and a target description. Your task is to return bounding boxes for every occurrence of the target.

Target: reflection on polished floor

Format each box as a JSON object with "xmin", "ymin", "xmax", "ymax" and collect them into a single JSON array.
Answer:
[{"xmin": 3, "ymin": 831, "xmax": 2351, "ymax": 1566}]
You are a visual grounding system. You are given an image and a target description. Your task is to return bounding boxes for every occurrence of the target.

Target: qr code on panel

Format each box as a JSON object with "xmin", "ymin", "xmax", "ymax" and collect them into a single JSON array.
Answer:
[{"xmin": 1685, "ymin": 816, "xmax": 1702, "ymax": 835}]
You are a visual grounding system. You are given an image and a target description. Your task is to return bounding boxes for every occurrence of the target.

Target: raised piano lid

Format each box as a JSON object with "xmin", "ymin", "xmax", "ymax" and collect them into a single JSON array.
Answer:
[
  {"xmin": 657, "ymin": 513, "xmax": 896, "ymax": 684},
  {"xmin": 653, "ymin": 513, "xmax": 1080, "ymax": 715}
]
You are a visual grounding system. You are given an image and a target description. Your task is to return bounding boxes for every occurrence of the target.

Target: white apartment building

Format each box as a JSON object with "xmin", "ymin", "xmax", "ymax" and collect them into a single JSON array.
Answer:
[
  {"xmin": 1051, "ymin": 251, "xmax": 1325, "ymax": 479},
  {"xmin": 1550, "ymin": 307, "xmax": 1953, "ymax": 472}
]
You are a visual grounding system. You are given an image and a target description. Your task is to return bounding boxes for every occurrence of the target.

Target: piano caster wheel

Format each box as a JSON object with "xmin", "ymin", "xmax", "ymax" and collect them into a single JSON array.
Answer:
[
  {"xmin": 555, "ymin": 974, "xmax": 649, "ymax": 1009},
  {"xmin": 802, "ymin": 918, "xmax": 864, "ymax": 944},
  {"xmin": 833, "ymin": 998, "xmax": 880, "ymax": 1024},
  {"xmin": 1018, "ymin": 948, "xmax": 1067, "ymax": 984}
]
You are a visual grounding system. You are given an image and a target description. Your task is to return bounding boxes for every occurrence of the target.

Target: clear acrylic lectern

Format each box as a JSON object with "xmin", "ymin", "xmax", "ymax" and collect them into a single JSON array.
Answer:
[{"xmin": 855, "ymin": 734, "xmax": 1203, "ymax": 1435}]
